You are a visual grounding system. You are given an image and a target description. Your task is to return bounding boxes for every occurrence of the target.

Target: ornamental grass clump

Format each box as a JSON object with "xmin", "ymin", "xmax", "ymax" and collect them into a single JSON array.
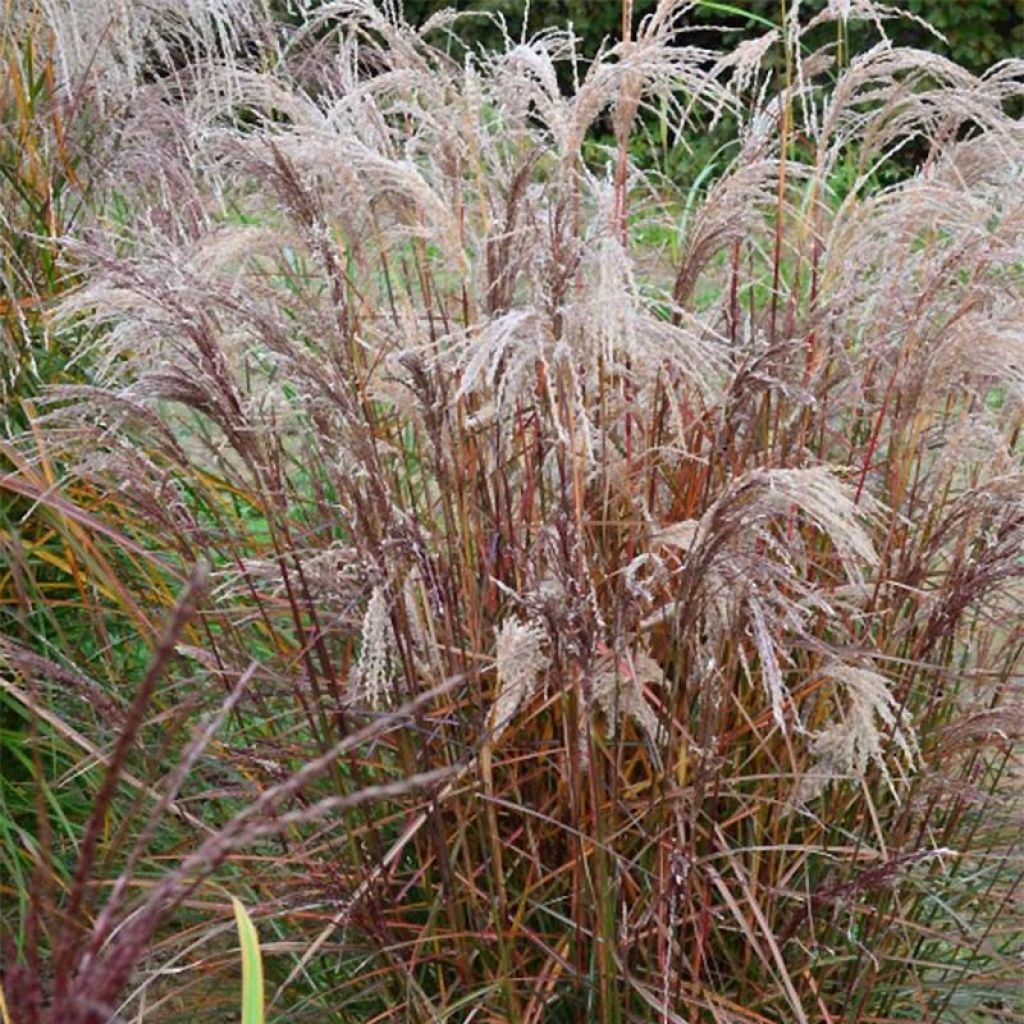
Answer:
[{"xmin": 1, "ymin": 1, "xmax": 1023, "ymax": 1021}]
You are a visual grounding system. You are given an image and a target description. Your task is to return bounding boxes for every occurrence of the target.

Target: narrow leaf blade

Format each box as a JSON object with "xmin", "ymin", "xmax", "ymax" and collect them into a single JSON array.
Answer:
[{"xmin": 232, "ymin": 897, "xmax": 264, "ymax": 1024}]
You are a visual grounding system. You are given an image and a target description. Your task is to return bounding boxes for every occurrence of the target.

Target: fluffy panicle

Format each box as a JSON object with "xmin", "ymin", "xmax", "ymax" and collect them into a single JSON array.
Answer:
[
  {"xmin": 41, "ymin": 0, "xmax": 277, "ymax": 106},
  {"xmin": 799, "ymin": 662, "xmax": 919, "ymax": 804},
  {"xmin": 490, "ymin": 618, "xmax": 549, "ymax": 738},
  {"xmin": 350, "ymin": 586, "xmax": 395, "ymax": 709},
  {"xmin": 591, "ymin": 648, "xmax": 666, "ymax": 748}
]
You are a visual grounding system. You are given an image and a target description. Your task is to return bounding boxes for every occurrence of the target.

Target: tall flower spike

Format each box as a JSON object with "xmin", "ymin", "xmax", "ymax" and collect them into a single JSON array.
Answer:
[{"xmin": 350, "ymin": 586, "xmax": 395, "ymax": 710}]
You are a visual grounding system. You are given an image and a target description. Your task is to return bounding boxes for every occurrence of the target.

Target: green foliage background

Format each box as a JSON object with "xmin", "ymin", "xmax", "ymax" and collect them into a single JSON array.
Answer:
[{"xmin": 403, "ymin": 0, "xmax": 1024, "ymax": 73}]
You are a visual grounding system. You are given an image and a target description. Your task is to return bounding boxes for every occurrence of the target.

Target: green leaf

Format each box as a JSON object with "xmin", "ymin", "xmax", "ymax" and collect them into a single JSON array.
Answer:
[
  {"xmin": 691, "ymin": 1, "xmax": 780, "ymax": 32},
  {"xmin": 232, "ymin": 897, "xmax": 265, "ymax": 1024}
]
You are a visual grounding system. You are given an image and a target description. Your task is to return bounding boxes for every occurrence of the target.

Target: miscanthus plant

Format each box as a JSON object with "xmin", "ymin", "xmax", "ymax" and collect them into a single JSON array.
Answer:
[{"xmin": 2, "ymin": 1, "xmax": 1023, "ymax": 1021}]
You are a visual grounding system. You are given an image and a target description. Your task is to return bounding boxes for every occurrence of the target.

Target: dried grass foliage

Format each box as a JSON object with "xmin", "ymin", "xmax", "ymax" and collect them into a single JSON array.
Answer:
[{"xmin": 3, "ymin": 0, "xmax": 1024, "ymax": 1021}]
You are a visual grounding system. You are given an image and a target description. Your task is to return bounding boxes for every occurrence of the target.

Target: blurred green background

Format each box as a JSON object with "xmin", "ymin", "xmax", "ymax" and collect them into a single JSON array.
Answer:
[{"xmin": 402, "ymin": 0, "xmax": 1024, "ymax": 73}]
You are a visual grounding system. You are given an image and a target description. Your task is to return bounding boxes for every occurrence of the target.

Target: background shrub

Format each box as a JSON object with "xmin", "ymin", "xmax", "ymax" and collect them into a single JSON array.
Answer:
[{"xmin": 402, "ymin": 0, "xmax": 1024, "ymax": 73}]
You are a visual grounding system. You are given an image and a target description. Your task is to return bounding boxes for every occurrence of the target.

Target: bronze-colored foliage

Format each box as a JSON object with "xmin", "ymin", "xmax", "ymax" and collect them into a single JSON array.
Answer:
[{"xmin": 2, "ymin": 2, "xmax": 1023, "ymax": 1022}]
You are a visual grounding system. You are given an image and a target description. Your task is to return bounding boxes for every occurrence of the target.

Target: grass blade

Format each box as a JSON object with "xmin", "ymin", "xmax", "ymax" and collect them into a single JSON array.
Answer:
[{"xmin": 232, "ymin": 898, "xmax": 264, "ymax": 1024}]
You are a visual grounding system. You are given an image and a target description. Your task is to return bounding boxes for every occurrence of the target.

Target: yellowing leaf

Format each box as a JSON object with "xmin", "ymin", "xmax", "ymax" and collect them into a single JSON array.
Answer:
[{"xmin": 232, "ymin": 897, "xmax": 264, "ymax": 1024}]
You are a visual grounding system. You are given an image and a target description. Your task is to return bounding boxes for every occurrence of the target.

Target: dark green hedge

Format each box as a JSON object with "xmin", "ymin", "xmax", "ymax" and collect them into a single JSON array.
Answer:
[{"xmin": 403, "ymin": 0, "xmax": 1023, "ymax": 75}]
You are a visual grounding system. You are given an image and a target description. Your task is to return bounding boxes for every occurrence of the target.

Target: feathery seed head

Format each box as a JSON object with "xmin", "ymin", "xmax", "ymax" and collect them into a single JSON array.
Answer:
[{"xmin": 490, "ymin": 618, "xmax": 549, "ymax": 739}]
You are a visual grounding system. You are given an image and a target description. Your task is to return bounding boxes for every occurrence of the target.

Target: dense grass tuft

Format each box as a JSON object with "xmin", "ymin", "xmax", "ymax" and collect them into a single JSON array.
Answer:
[{"xmin": 2, "ymin": 2, "xmax": 1023, "ymax": 1021}]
